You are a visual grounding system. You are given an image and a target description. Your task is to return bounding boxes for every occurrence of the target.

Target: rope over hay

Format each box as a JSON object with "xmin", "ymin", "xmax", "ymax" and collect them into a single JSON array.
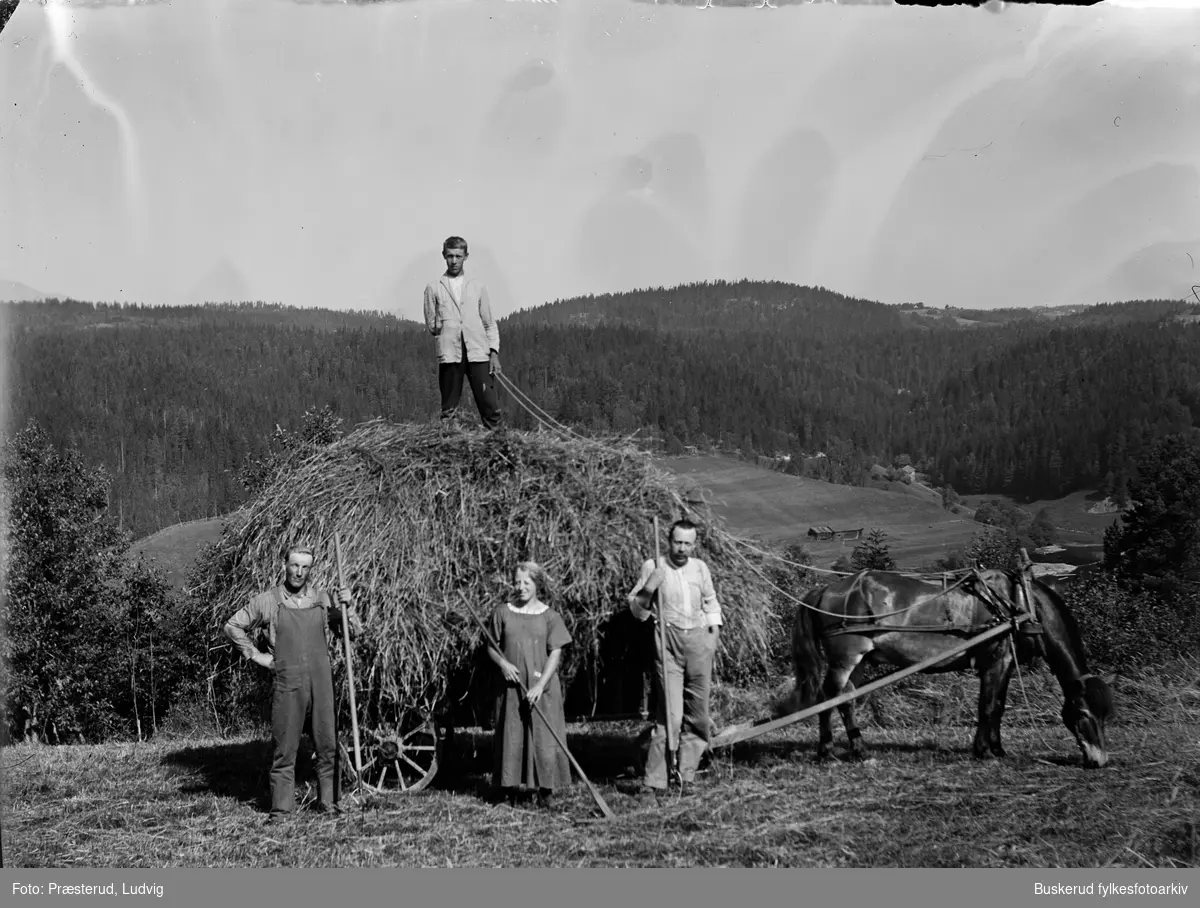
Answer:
[{"xmin": 198, "ymin": 419, "xmax": 787, "ymax": 732}]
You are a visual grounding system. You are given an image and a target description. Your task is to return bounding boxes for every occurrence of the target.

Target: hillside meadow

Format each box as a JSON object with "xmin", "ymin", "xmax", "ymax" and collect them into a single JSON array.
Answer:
[
  {"xmin": 961, "ymin": 490, "xmax": 1120, "ymax": 545},
  {"xmin": 659, "ymin": 454, "xmax": 987, "ymax": 568}
]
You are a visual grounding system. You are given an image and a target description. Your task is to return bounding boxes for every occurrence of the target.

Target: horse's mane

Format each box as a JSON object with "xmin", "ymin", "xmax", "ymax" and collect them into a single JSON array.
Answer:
[
  {"xmin": 1028, "ymin": 575, "xmax": 1113, "ymax": 716},
  {"xmin": 1028, "ymin": 576, "xmax": 1090, "ymax": 671}
]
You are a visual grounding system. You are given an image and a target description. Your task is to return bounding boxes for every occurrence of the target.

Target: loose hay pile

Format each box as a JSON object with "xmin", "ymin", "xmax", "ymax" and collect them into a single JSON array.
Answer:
[{"xmin": 197, "ymin": 420, "xmax": 789, "ymax": 733}]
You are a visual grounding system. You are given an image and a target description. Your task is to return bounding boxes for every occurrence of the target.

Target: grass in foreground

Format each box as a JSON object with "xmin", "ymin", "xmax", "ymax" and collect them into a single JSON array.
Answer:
[{"xmin": 5, "ymin": 662, "xmax": 1198, "ymax": 868}]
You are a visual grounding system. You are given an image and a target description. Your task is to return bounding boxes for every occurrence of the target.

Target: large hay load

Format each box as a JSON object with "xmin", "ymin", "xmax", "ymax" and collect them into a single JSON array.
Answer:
[{"xmin": 196, "ymin": 420, "xmax": 787, "ymax": 786}]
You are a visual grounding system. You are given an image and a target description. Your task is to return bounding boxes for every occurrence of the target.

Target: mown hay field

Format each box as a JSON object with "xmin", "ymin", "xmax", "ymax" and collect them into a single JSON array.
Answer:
[{"xmin": 6, "ymin": 660, "xmax": 1198, "ymax": 868}]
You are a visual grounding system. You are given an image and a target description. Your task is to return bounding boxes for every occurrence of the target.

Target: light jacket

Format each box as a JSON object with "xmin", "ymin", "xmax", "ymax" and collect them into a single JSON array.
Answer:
[{"xmin": 423, "ymin": 274, "xmax": 500, "ymax": 364}]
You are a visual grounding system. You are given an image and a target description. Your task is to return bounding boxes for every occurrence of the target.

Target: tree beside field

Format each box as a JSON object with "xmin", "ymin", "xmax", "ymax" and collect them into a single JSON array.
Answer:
[
  {"xmin": 851, "ymin": 529, "xmax": 896, "ymax": 571},
  {"xmin": 1104, "ymin": 433, "xmax": 1200, "ymax": 591},
  {"xmin": 2, "ymin": 422, "xmax": 206, "ymax": 742}
]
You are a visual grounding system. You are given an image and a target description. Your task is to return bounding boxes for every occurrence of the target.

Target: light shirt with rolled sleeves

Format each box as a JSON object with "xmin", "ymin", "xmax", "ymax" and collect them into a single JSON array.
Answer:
[{"xmin": 628, "ymin": 557, "xmax": 722, "ymax": 630}]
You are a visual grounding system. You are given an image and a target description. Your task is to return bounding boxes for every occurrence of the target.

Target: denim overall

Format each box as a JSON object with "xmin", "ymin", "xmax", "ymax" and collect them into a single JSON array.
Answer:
[{"xmin": 269, "ymin": 603, "xmax": 337, "ymax": 818}]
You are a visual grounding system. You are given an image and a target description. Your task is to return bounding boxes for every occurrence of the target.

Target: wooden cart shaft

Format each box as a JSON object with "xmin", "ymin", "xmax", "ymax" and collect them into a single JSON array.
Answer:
[{"xmin": 711, "ymin": 614, "xmax": 1030, "ymax": 750}]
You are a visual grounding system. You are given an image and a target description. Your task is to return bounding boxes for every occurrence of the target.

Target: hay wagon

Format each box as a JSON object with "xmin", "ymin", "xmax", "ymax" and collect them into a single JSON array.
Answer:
[{"xmin": 202, "ymin": 420, "xmax": 812, "ymax": 797}]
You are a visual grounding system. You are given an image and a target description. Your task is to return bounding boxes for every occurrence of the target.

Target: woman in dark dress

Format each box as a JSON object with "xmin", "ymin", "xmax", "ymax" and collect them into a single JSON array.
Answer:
[{"xmin": 486, "ymin": 561, "xmax": 573, "ymax": 807}]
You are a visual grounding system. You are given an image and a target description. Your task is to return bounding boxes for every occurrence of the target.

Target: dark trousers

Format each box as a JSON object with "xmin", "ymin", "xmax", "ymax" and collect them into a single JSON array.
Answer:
[
  {"xmin": 438, "ymin": 341, "xmax": 502, "ymax": 429},
  {"xmin": 270, "ymin": 606, "xmax": 338, "ymax": 817}
]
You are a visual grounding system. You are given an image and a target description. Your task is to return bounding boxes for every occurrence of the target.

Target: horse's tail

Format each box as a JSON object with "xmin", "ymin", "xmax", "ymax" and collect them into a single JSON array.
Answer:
[{"xmin": 773, "ymin": 586, "xmax": 827, "ymax": 717}]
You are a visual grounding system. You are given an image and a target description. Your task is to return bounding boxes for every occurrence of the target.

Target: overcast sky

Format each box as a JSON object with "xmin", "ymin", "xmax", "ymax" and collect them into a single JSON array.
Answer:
[{"xmin": 1, "ymin": 0, "xmax": 1198, "ymax": 319}]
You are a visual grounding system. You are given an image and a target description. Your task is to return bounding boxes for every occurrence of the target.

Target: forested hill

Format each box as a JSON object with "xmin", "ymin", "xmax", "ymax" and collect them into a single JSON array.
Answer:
[
  {"xmin": 506, "ymin": 280, "xmax": 1200, "ymax": 333},
  {"xmin": 5, "ymin": 284, "xmax": 1199, "ymax": 539},
  {"xmin": 2, "ymin": 298, "xmax": 420, "ymax": 333},
  {"xmin": 506, "ymin": 281, "xmax": 910, "ymax": 337}
]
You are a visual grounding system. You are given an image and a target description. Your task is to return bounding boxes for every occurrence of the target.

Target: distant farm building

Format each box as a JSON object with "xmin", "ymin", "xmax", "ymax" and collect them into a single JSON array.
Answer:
[{"xmin": 807, "ymin": 526, "xmax": 865, "ymax": 542}]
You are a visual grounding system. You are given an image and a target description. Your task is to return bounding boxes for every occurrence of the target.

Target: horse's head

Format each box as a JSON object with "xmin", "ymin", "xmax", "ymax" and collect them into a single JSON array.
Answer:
[
  {"xmin": 986, "ymin": 570, "xmax": 1116, "ymax": 769},
  {"xmin": 1061, "ymin": 672, "xmax": 1115, "ymax": 768}
]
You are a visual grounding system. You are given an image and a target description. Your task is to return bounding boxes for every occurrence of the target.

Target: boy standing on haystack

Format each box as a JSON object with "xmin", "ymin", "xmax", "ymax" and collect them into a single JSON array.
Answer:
[
  {"xmin": 224, "ymin": 544, "xmax": 361, "ymax": 823},
  {"xmin": 423, "ymin": 236, "xmax": 504, "ymax": 430}
]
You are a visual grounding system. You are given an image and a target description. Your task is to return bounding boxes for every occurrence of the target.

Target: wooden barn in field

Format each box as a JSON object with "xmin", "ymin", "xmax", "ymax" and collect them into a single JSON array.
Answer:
[{"xmin": 807, "ymin": 526, "xmax": 865, "ymax": 542}]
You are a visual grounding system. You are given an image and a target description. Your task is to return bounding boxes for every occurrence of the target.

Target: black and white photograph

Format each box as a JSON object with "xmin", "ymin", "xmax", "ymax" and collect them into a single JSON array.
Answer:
[{"xmin": 1, "ymin": 0, "xmax": 1199, "ymax": 883}]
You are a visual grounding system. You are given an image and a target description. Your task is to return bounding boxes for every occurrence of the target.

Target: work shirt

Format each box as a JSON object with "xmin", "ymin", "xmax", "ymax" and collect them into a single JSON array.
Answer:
[
  {"xmin": 628, "ymin": 557, "xmax": 723, "ymax": 630},
  {"xmin": 223, "ymin": 584, "xmax": 361, "ymax": 662},
  {"xmin": 423, "ymin": 273, "xmax": 500, "ymax": 364}
]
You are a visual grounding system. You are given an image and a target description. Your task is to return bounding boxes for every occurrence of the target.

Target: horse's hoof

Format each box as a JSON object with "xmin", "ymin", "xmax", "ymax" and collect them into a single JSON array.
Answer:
[{"xmin": 812, "ymin": 749, "xmax": 834, "ymax": 764}]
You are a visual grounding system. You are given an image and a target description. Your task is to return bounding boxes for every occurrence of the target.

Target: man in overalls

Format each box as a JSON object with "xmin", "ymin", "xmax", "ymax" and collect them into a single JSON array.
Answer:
[{"xmin": 224, "ymin": 544, "xmax": 361, "ymax": 822}]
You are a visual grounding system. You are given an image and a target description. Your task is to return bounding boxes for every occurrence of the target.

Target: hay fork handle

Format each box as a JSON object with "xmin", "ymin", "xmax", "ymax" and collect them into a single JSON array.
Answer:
[
  {"xmin": 454, "ymin": 592, "xmax": 616, "ymax": 820},
  {"xmin": 653, "ymin": 516, "xmax": 674, "ymax": 774},
  {"xmin": 334, "ymin": 534, "xmax": 365, "ymax": 786}
]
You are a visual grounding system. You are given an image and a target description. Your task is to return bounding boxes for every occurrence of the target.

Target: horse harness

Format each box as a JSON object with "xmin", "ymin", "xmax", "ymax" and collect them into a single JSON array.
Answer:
[{"xmin": 821, "ymin": 566, "xmax": 1045, "ymax": 641}]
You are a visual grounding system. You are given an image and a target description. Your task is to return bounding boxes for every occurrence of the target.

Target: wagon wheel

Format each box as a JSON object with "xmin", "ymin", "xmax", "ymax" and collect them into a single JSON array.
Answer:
[
  {"xmin": 360, "ymin": 716, "xmax": 449, "ymax": 793},
  {"xmin": 339, "ymin": 739, "xmax": 380, "ymax": 795}
]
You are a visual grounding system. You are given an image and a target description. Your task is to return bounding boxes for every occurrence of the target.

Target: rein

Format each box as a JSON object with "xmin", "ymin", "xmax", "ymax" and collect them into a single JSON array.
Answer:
[{"xmin": 728, "ymin": 535, "xmax": 1040, "ymax": 642}]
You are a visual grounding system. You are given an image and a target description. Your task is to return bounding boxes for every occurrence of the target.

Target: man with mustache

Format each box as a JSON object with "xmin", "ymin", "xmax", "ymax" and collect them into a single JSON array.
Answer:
[
  {"xmin": 224, "ymin": 544, "xmax": 361, "ymax": 823},
  {"xmin": 627, "ymin": 519, "xmax": 723, "ymax": 794}
]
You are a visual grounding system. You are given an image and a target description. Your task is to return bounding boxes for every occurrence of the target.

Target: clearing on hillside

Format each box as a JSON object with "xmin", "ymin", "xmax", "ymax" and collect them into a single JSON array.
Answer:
[
  {"xmin": 961, "ymin": 489, "xmax": 1119, "ymax": 544},
  {"xmin": 132, "ymin": 516, "xmax": 226, "ymax": 591},
  {"xmin": 659, "ymin": 455, "xmax": 980, "ymax": 568}
]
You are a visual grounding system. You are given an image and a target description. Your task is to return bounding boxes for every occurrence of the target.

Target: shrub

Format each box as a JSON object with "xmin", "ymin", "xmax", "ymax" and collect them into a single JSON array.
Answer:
[
  {"xmin": 1061, "ymin": 572, "xmax": 1200, "ymax": 670},
  {"xmin": 2, "ymin": 422, "xmax": 203, "ymax": 743}
]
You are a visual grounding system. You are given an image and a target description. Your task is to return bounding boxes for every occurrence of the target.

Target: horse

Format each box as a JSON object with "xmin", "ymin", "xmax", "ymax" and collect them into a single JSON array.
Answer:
[{"xmin": 773, "ymin": 568, "xmax": 1114, "ymax": 768}]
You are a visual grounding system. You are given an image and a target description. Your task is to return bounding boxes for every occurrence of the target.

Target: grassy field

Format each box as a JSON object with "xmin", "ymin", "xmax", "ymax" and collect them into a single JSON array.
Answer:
[
  {"xmin": 6, "ymin": 661, "xmax": 1198, "ymax": 867},
  {"xmin": 961, "ymin": 489, "xmax": 1120, "ymax": 544},
  {"xmin": 131, "ymin": 517, "xmax": 226, "ymax": 592},
  {"xmin": 659, "ymin": 455, "xmax": 981, "ymax": 569}
]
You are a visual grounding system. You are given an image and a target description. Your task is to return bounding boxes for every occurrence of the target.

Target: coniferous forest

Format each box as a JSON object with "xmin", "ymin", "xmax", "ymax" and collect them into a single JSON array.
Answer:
[{"xmin": 6, "ymin": 282, "xmax": 1200, "ymax": 541}]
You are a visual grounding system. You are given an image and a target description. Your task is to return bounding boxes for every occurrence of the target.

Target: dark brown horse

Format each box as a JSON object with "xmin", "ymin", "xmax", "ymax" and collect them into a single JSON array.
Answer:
[{"xmin": 774, "ymin": 568, "xmax": 1114, "ymax": 768}]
